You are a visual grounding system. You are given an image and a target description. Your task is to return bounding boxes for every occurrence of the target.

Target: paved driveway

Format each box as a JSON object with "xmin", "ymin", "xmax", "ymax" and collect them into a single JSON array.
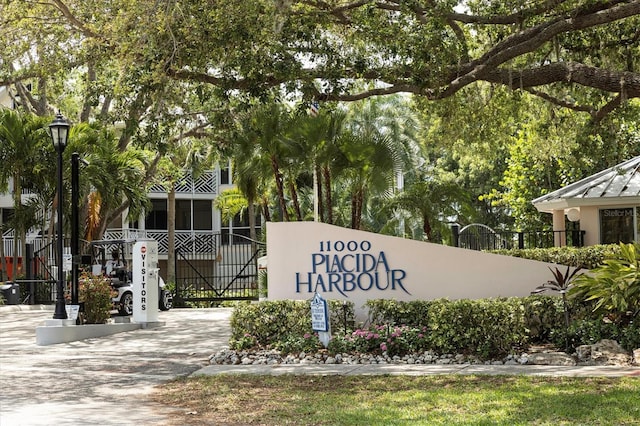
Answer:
[{"xmin": 0, "ymin": 307, "xmax": 232, "ymax": 426}]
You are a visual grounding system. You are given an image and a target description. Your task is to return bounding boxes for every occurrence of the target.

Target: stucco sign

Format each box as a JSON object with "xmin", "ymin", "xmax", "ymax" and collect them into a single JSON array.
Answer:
[{"xmin": 266, "ymin": 221, "xmax": 561, "ymax": 318}]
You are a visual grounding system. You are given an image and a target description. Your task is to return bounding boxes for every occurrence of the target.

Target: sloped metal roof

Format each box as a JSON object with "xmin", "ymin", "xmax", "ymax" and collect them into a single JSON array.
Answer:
[{"xmin": 532, "ymin": 156, "xmax": 640, "ymax": 211}]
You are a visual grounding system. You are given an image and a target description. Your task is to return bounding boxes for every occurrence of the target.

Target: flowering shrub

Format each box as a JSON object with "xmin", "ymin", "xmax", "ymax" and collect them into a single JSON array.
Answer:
[
  {"xmin": 234, "ymin": 333, "xmax": 259, "ymax": 350},
  {"xmin": 79, "ymin": 273, "xmax": 115, "ymax": 324},
  {"xmin": 326, "ymin": 325, "xmax": 431, "ymax": 357},
  {"xmin": 273, "ymin": 333, "xmax": 322, "ymax": 354}
]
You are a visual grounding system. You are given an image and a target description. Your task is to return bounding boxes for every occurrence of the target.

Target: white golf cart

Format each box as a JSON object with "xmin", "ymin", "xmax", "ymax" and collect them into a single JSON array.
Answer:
[{"xmin": 88, "ymin": 239, "xmax": 173, "ymax": 316}]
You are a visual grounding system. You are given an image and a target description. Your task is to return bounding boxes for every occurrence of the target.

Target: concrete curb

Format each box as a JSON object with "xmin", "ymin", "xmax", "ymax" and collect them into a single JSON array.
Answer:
[
  {"xmin": 0, "ymin": 304, "xmax": 54, "ymax": 312},
  {"xmin": 35, "ymin": 320, "xmax": 164, "ymax": 345},
  {"xmin": 193, "ymin": 363, "xmax": 640, "ymax": 378}
]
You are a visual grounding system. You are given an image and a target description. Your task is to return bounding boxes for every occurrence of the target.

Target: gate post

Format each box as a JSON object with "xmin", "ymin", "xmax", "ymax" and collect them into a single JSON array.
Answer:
[
  {"xmin": 451, "ymin": 224, "xmax": 460, "ymax": 247},
  {"xmin": 26, "ymin": 243, "xmax": 34, "ymax": 305}
]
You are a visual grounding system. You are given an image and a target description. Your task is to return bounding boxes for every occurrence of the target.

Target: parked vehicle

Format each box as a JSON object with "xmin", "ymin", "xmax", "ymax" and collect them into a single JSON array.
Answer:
[{"xmin": 87, "ymin": 239, "xmax": 173, "ymax": 316}]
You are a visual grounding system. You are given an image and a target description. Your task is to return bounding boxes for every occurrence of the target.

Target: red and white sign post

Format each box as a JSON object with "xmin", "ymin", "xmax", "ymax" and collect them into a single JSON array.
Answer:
[{"xmin": 132, "ymin": 240, "xmax": 159, "ymax": 323}]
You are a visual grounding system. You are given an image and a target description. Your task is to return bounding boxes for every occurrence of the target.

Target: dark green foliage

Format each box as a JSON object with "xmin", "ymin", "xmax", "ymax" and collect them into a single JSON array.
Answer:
[
  {"xmin": 521, "ymin": 296, "xmax": 565, "ymax": 343},
  {"xmin": 491, "ymin": 245, "xmax": 620, "ymax": 269},
  {"xmin": 570, "ymin": 243, "xmax": 640, "ymax": 325},
  {"xmin": 229, "ymin": 299, "xmax": 354, "ymax": 353},
  {"xmin": 230, "ymin": 295, "xmax": 637, "ymax": 359},
  {"xmin": 424, "ymin": 298, "xmax": 528, "ymax": 358},
  {"xmin": 365, "ymin": 299, "xmax": 432, "ymax": 326},
  {"xmin": 532, "ymin": 265, "xmax": 583, "ymax": 349},
  {"xmin": 551, "ymin": 319, "xmax": 640, "ymax": 352}
]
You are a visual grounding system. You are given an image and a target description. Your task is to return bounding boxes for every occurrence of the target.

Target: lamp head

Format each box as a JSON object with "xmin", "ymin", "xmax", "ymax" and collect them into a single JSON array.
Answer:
[
  {"xmin": 566, "ymin": 208, "xmax": 580, "ymax": 222},
  {"xmin": 49, "ymin": 113, "xmax": 70, "ymax": 151}
]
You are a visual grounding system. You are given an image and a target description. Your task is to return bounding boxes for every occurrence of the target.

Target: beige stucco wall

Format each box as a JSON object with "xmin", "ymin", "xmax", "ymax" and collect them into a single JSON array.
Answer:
[
  {"xmin": 579, "ymin": 206, "xmax": 600, "ymax": 246},
  {"xmin": 266, "ymin": 222, "xmax": 560, "ymax": 317}
]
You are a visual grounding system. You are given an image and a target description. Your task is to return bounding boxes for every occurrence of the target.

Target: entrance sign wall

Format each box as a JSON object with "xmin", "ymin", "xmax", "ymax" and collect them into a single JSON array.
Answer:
[{"xmin": 266, "ymin": 222, "xmax": 560, "ymax": 317}]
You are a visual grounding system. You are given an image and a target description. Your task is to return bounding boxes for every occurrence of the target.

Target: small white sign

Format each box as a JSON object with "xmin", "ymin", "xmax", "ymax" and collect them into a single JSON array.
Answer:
[
  {"xmin": 66, "ymin": 304, "xmax": 80, "ymax": 321},
  {"xmin": 311, "ymin": 292, "xmax": 329, "ymax": 332},
  {"xmin": 63, "ymin": 254, "xmax": 72, "ymax": 272}
]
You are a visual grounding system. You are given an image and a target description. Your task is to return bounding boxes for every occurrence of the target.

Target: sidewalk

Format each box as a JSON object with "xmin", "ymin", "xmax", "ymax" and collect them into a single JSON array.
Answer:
[{"xmin": 0, "ymin": 306, "xmax": 232, "ymax": 426}]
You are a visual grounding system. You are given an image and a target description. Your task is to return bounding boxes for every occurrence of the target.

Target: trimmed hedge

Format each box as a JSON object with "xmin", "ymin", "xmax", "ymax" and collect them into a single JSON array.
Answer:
[
  {"xmin": 230, "ymin": 296, "xmax": 638, "ymax": 359},
  {"xmin": 230, "ymin": 300, "xmax": 354, "ymax": 352},
  {"xmin": 490, "ymin": 244, "xmax": 619, "ymax": 269}
]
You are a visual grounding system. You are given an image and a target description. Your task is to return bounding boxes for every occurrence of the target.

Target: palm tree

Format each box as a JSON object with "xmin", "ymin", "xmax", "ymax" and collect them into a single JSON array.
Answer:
[
  {"xmin": 333, "ymin": 98, "xmax": 409, "ymax": 230},
  {"xmin": 234, "ymin": 102, "xmax": 295, "ymax": 222},
  {"xmin": 334, "ymin": 131, "xmax": 403, "ymax": 229},
  {"xmin": 70, "ymin": 124, "xmax": 150, "ymax": 240},
  {"xmin": 392, "ymin": 180, "xmax": 469, "ymax": 242},
  {"xmin": 0, "ymin": 108, "xmax": 52, "ymax": 276},
  {"xmin": 231, "ymin": 151, "xmax": 272, "ymax": 239},
  {"xmin": 165, "ymin": 136, "xmax": 219, "ymax": 283},
  {"xmin": 291, "ymin": 108, "xmax": 347, "ymax": 224}
]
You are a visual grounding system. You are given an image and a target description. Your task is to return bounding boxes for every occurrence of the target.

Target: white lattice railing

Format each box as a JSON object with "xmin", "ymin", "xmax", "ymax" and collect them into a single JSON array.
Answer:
[
  {"xmin": 2, "ymin": 229, "xmax": 220, "ymax": 257},
  {"xmin": 102, "ymin": 229, "xmax": 218, "ymax": 255},
  {"xmin": 148, "ymin": 170, "xmax": 218, "ymax": 195}
]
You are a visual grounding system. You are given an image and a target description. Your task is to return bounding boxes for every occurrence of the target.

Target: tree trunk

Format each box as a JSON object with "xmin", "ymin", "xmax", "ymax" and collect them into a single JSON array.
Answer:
[
  {"xmin": 248, "ymin": 195, "xmax": 257, "ymax": 242},
  {"xmin": 315, "ymin": 164, "xmax": 324, "ymax": 223},
  {"xmin": 270, "ymin": 156, "xmax": 289, "ymax": 221},
  {"xmin": 0, "ymin": 210, "xmax": 6, "ymax": 281},
  {"xmin": 323, "ymin": 165, "xmax": 333, "ymax": 224},
  {"xmin": 423, "ymin": 215, "xmax": 432, "ymax": 241},
  {"xmin": 288, "ymin": 179, "xmax": 302, "ymax": 221},
  {"xmin": 261, "ymin": 197, "xmax": 271, "ymax": 222},
  {"xmin": 167, "ymin": 185, "xmax": 176, "ymax": 284},
  {"xmin": 12, "ymin": 172, "xmax": 21, "ymax": 279}
]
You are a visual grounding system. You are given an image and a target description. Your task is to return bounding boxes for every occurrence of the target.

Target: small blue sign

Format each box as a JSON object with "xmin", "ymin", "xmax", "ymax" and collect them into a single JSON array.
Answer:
[{"xmin": 310, "ymin": 292, "xmax": 329, "ymax": 332}]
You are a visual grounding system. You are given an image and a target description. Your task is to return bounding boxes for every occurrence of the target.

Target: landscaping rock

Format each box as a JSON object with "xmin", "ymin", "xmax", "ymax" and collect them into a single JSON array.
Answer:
[
  {"xmin": 208, "ymin": 343, "xmax": 634, "ymax": 367},
  {"xmin": 576, "ymin": 339, "xmax": 632, "ymax": 366},
  {"xmin": 527, "ymin": 352, "xmax": 576, "ymax": 366}
]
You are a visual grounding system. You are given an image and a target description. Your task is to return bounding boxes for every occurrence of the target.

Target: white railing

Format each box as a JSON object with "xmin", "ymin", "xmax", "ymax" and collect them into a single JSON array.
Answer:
[
  {"xmin": 102, "ymin": 229, "xmax": 219, "ymax": 255},
  {"xmin": 148, "ymin": 170, "xmax": 218, "ymax": 195},
  {"xmin": 3, "ymin": 229, "xmax": 221, "ymax": 257}
]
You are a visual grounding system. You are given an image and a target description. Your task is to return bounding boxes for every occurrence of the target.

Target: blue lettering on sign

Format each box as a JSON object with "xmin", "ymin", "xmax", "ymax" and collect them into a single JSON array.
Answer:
[{"xmin": 295, "ymin": 240, "xmax": 410, "ymax": 296}]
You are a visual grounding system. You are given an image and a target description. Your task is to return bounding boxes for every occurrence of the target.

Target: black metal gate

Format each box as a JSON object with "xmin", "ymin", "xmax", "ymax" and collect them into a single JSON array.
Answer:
[{"xmin": 174, "ymin": 233, "xmax": 265, "ymax": 306}]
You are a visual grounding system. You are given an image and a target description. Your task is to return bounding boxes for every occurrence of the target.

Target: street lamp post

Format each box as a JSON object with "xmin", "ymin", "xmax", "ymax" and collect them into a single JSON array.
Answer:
[
  {"xmin": 71, "ymin": 153, "xmax": 80, "ymax": 306},
  {"xmin": 49, "ymin": 113, "xmax": 70, "ymax": 320}
]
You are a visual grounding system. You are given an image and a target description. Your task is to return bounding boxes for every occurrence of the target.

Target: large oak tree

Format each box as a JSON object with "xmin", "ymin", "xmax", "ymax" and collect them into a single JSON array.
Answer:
[{"xmin": 1, "ymin": 1, "xmax": 639, "ymax": 119}]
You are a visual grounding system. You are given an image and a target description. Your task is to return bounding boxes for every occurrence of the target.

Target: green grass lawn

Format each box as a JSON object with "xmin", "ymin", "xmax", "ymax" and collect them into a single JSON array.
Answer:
[{"xmin": 155, "ymin": 375, "xmax": 640, "ymax": 425}]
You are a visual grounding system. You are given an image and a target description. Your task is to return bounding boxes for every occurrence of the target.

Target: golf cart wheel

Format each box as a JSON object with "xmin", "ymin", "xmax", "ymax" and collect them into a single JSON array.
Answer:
[
  {"xmin": 119, "ymin": 292, "xmax": 133, "ymax": 316},
  {"xmin": 159, "ymin": 290, "xmax": 173, "ymax": 311}
]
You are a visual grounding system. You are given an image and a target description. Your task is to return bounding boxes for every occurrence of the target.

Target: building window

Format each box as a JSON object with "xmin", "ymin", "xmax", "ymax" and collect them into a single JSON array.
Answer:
[
  {"xmin": 175, "ymin": 199, "xmax": 192, "ymax": 230},
  {"xmin": 600, "ymin": 207, "xmax": 637, "ymax": 244},
  {"xmin": 146, "ymin": 199, "xmax": 167, "ymax": 230},
  {"xmin": 220, "ymin": 160, "xmax": 232, "ymax": 185},
  {"xmin": 1, "ymin": 208, "xmax": 14, "ymax": 225},
  {"xmin": 146, "ymin": 199, "xmax": 213, "ymax": 232},
  {"xmin": 221, "ymin": 212, "xmax": 262, "ymax": 244},
  {"xmin": 220, "ymin": 167, "xmax": 230, "ymax": 185},
  {"xmin": 193, "ymin": 200, "xmax": 212, "ymax": 230}
]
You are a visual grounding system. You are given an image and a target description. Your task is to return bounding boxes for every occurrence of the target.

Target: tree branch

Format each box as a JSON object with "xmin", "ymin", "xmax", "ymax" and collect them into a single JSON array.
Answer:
[
  {"xmin": 483, "ymin": 62, "xmax": 640, "ymax": 99},
  {"xmin": 51, "ymin": 0, "xmax": 102, "ymax": 39},
  {"xmin": 524, "ymin": 87, "xmax": 595, "ymax": 114},
  {"xmin": 447, "ymin": 1, "xmax": 640, "ymax": 98}
]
